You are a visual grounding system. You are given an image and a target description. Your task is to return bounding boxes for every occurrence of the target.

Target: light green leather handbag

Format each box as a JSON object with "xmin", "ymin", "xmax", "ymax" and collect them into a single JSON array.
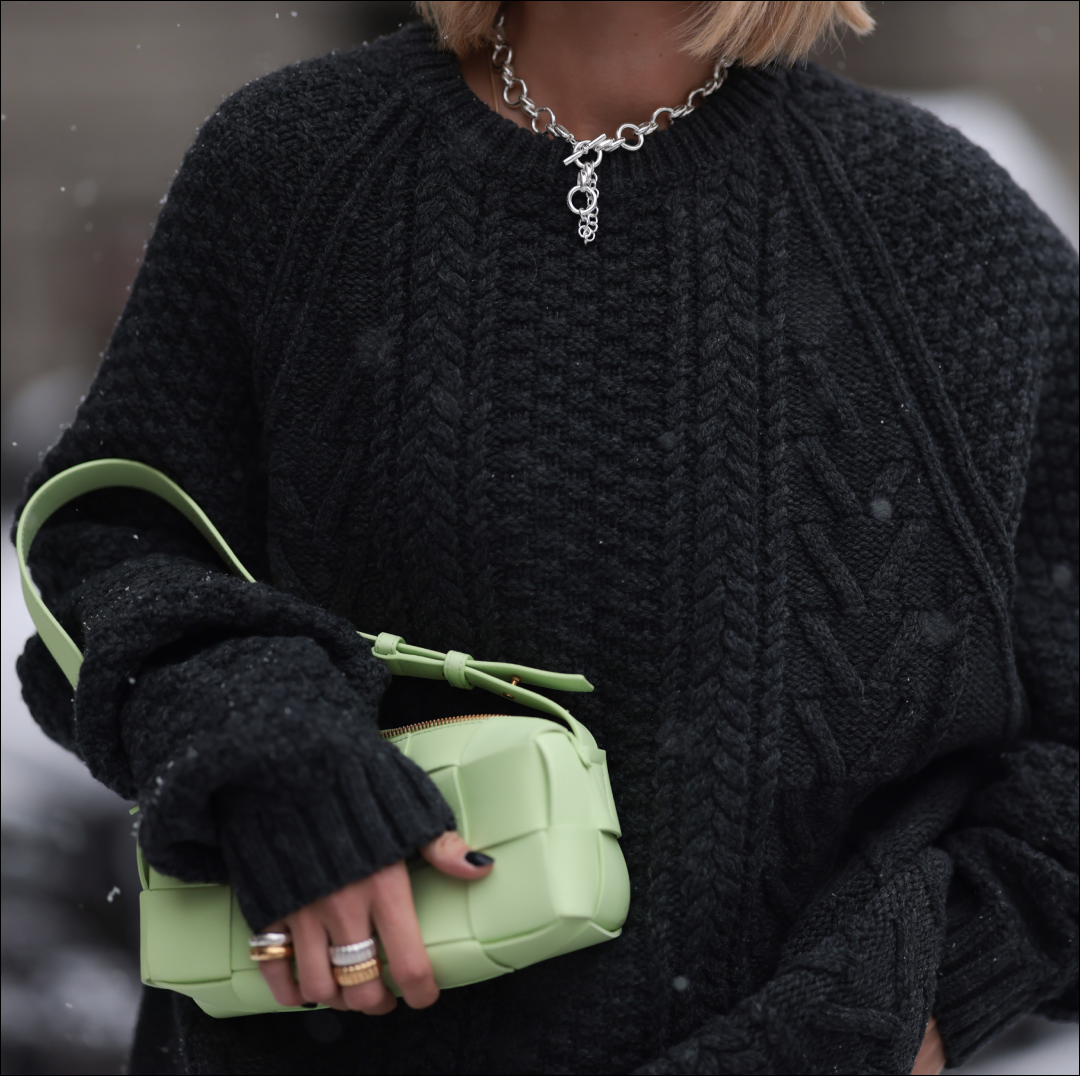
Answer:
[{"xmin": 17, "ymin": 459, "xmax": 631, "ymax": 1018}]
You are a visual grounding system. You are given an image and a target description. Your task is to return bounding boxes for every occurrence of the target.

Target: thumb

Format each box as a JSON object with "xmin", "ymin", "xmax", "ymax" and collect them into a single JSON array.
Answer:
[{"xmin": 419, "ymin": 831, "xmax": 495, "ymax": 880}]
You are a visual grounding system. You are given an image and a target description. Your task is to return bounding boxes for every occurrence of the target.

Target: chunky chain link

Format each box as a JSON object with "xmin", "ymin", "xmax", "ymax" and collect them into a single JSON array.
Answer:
[{"xmin": 491, "ymin": 20, "xmax": 730, "ymax": 243}]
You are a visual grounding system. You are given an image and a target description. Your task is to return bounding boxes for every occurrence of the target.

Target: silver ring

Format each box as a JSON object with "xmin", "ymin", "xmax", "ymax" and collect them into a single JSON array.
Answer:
[
  {"xmin": 249, "ymin": 931, "xmax": 290, "ymax": 948},
  {"xmin": 329, "ymin": 938, "xmax": 377, "ymax": 967}
]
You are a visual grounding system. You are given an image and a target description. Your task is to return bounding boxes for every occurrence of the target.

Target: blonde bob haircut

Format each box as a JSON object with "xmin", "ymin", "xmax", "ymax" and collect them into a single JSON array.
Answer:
[{"xmin": 416, "ymin": 1, "xmax": 874, "ymax": 66}]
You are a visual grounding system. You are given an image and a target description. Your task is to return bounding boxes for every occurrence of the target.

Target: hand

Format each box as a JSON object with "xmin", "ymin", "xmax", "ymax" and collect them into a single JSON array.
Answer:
[
  {"xmin": 258, "ymin": 831, "xmax": 494, "ymax": 1014},
  {"xmin": 912, "ymin": 1015, "xmax": 945, "ymax": 1075}
]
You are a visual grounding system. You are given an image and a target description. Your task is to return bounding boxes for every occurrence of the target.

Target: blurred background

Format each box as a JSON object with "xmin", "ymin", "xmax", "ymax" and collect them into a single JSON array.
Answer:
[{"xmin": 1, "ymin": 2, "xmax": 1077, "ymax": 1073}]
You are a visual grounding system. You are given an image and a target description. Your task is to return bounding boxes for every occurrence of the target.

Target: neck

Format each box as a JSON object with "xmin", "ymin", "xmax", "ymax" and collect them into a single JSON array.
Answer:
[{"xmin": 458, "ymin": 1, "xmax": 714, "ymax": 141}]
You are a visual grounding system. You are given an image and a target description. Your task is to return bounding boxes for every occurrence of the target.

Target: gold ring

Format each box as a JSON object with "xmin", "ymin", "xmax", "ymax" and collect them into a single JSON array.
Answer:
[
  {"xmin": 333, "ymin": 957, "xmax": 382, "ymax": 986},
  {"xmin": 249, "ymin": 944, "xmax": 294, "ymax": 962}
]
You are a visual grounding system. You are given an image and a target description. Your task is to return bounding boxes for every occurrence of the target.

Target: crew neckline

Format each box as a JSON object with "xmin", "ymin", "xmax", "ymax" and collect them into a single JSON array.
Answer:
[{"xmin": 391, "ymin": 21, "xmax": 788, "ymax": 193}]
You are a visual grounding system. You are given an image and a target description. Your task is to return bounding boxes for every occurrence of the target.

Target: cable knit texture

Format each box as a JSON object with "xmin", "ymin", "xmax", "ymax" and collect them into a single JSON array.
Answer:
[{"xmin": 14, "ymin": 25, "xmax": 1078, "ymax": 1076}]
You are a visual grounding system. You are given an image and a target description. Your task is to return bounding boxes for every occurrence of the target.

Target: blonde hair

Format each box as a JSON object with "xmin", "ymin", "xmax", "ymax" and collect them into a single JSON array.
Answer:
[{"xmin": 415, "ymin": 1, "xmax": 874, "ymax": 66}]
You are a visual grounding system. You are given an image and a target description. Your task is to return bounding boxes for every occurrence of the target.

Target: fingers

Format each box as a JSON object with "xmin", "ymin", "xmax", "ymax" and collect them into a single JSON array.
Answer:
[
  {"xmin": 321, "ymin": 885, "xmax": 397, "ymax": 1015},
  {"xmin": 257, "ymin": 920, "xmax": 304, "ymax": 1009},
  {"xmin": 260, "ymin": 953, "xmax": 305, "ymax": 1008},
  {"xmin": 911, "ymin": 1016, "xmax": 946, "ymax": 1076},
  {"xmin": 369, "ymin": 862, "xmax": 439, "ymax": 1010},
  {"xmin": 290, "ymin": 910, "xmax": 346, "ymax": 1010},
  {"xmin": 257, "ymin": 841, "xmax": 489, "ymax": 1017},
  {"xmin": 420, "ymin": 830, "xmax": 496, "ymax": 879}
]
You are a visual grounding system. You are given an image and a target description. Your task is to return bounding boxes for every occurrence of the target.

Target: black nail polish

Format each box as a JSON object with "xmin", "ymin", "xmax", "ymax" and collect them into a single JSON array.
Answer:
[
  {"xmin": 465, "ymin": 850, "xmax": 494, "ymax": 867},
  {"xmin": 301, "ymin": 1002, "xmax": 318, "ymax": 1009}
]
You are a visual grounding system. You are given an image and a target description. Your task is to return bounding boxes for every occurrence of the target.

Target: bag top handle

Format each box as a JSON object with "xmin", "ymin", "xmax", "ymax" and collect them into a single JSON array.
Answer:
[{"xmin": 16, "ymin": 459, "xmax": 596, "ymax": 744}]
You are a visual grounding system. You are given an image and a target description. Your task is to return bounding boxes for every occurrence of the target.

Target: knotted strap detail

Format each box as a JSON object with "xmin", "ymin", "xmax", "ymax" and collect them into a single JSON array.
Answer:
[
  {"xmin": 443, "ymin": 650, "xmax": 473, "ymax": 690},
  {"xmin": 374, "ymin": 632, "xmax": 403, "ymax": 656},
  {"xmin": 372, "ymin": 632, "xmax": 408, "ymax": 675}
]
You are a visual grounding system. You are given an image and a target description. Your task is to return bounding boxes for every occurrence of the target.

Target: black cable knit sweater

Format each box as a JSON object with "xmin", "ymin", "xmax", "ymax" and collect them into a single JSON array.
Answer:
[{"xmin": 15, "ymin": 24, "xmax": 1078, "ymax": 1076}]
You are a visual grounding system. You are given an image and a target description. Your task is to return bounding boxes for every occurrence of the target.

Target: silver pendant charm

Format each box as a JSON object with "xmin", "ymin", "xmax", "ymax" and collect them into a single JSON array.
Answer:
[{"xmin": 565, "ymin": 141, "xmax": 603, "ymax": 244}]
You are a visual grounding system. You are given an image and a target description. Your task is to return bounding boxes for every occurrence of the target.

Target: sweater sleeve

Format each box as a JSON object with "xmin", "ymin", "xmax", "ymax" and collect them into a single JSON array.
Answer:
[
  {"xmin": 13, "ymin": 93, "xmax": 454, "ymax": 930},
  {"xmin": 633, "ymin": 244, "xmax": 1080, "ymax": 1076},
  {"xmin": 631, "ymin": 773, "xmax": 965, "ymax": 1076},
  {"xmin": 931, "ymin": 276, "xmax": 1079, "ymax": 1064}
]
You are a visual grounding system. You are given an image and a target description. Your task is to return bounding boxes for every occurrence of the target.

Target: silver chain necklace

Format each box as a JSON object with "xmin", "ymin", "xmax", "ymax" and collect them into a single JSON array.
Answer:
[{"xmin": 490, "ymin": 20, "xmax": 730, "ymax": 243}]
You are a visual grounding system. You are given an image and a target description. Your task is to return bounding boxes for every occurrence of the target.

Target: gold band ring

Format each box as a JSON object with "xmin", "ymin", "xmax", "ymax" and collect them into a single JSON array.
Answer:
[
  {"xmin": 249, "ymin": 943, "xmax": 294, "ymax": 962},
  {"xmin": 333, "ymin": 957, "xmax": 382, "ymax": 987}
]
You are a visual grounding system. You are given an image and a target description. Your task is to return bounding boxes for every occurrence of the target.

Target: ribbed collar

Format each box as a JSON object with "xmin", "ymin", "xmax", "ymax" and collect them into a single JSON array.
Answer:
[{"xmin": 389, "ymin": 22, "xmax": 788, "ymax": 193}]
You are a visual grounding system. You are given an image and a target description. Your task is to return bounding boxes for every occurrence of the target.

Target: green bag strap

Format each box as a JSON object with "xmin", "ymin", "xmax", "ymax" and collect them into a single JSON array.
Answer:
[{"xmin": 16, "ymin": 459, "xmax": 596, "ymax": 745}]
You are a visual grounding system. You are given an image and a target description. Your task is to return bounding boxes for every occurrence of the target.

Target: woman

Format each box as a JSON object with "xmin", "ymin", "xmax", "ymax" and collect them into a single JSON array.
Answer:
[{"xmin": 15, "ymin": 2, "xmax": 1077, "ymax": 1073}]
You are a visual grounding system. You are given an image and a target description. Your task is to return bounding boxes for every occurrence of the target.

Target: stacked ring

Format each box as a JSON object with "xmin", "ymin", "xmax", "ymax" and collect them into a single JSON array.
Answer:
[
  {"xmin": 333, "ymin": 958, "xmax": 382, "ymax": 987},
  {"xmin": 248, "ymin": 931, "xmax": 294, "ymax": 962},
  {"xmin": 329, "ymin": 939, "xmax": 377, "ymax": 966}
]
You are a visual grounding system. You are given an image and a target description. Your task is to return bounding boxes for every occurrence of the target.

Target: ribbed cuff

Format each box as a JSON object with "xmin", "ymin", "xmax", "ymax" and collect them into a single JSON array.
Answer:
[
  {"xmin": 217, "ymin": 738, "xmax": 457, "ymax": 933},
  {"xmin": 116, "ymin": 613, "xmax": 457, "ymax": 930},
  {"xmin": 217, "ymin": 740, "xmax": 456, "ymax": 929},
  {"xmin": 933, "ymin": 881, "xmax": 1040, "ymax": 1066}
]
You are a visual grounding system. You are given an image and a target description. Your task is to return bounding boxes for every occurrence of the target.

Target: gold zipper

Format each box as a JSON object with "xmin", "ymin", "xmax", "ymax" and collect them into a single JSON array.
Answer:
[{"xmin": 380, "ymin": 714, "xmax": 502, "ymax": 740}]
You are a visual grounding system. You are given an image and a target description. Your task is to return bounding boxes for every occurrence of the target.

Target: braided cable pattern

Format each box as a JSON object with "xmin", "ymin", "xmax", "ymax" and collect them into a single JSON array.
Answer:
[
  {"xmin": 396, "ymin": 131, "xmax": 477, "ymax": 647},
  {"xmin": 675, "ymin": 144, "xmax": 762, "ymax": 1019},
  {"xmin": 648, "ymin": 187, "xmax": 699, "ymax": 1045}
]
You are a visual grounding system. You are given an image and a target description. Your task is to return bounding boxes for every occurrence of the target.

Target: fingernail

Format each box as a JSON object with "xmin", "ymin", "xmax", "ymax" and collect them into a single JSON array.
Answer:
[{"xmin": 465, "ymin": 850, "xmax": 494, "ymax": 867}]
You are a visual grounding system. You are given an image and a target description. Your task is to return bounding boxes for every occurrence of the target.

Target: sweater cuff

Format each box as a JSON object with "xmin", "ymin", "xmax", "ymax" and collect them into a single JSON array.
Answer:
[
  {"xmin": 218, "ymin": 741, "xmax": 456, "ymax": 929},
  {"xmin": 933, "ymin": 879, "xmax": 1040, "ymax": 1066}
]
